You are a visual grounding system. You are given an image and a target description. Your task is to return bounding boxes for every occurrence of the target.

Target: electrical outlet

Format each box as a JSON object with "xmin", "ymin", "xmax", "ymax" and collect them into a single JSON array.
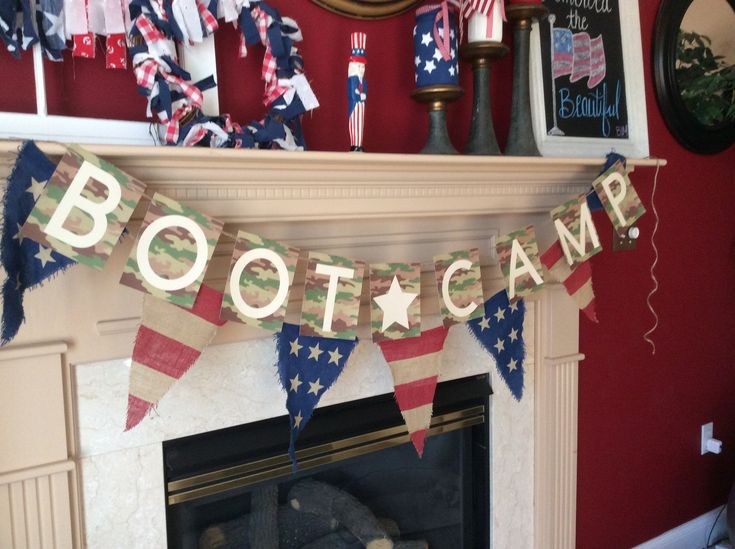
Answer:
[
  {"xmin": 702, "ymin": 422, "xmax": 714, "ymax": 454},
  {"xmin": 612, "ymin": 226, "xmax": 637, "ymax": 251}
]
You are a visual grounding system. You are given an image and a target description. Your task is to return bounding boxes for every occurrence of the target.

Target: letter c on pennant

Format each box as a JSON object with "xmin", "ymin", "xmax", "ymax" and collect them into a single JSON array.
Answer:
[
  {"xmin": 136, "ymin": 215, "xmax": 209, "ymax": 291},
  {"xmin": 441, "ymin": 259, "xmax": 478, "ymax": 318},
  {"xmin": 229, "ymin": 248, "xmax": 290, "ymax": 319}
]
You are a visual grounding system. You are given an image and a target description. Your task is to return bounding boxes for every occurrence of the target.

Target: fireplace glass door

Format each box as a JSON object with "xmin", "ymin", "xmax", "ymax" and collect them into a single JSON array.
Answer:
[{"xmin": 164, "ymin": 375, "xmax": 491, "ymax": 549}]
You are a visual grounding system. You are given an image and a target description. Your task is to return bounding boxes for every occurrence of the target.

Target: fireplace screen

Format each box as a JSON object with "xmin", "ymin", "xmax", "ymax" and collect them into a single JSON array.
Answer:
[{"xmin": 164, "ymin": 375, "xmax": 491, "ymax": 549}]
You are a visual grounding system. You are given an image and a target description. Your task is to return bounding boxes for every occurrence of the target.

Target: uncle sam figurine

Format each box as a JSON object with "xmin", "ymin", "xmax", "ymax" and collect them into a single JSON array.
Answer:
[{"xmin": 347, "ymin": 32, "xmax": 367, "ymax": 152}]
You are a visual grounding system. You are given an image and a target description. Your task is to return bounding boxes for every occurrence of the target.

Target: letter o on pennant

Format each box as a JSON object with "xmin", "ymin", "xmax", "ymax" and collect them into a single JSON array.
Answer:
[
  {"xmin": 136, "ymin": 215, "xmax": 209, "ymax": 291},
  {"xmin": 229, "ymin": 248, "xmax": 290, "ymax": 319}
]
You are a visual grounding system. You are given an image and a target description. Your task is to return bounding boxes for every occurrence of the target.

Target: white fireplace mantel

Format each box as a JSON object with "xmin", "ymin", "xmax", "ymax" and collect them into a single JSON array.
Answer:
[{"xmin": 0, "ymin": 141, "xmax": 665, "ymax": 549}]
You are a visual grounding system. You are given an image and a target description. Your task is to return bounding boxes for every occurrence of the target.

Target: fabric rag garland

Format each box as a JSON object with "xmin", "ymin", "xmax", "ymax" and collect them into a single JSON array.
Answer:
[{"xmin": 128, "ymin": 0, "xmax": 319, "ymax": 148}]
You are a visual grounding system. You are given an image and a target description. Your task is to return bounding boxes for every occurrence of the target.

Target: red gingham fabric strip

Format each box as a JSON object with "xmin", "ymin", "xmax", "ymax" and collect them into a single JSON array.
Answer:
[{"xmin": 196, "ymin": 0, "xmax": 218, "ymax": 34}]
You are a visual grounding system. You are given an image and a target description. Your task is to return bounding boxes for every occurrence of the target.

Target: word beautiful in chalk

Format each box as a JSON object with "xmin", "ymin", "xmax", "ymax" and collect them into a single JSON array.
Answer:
[
  {"xmin": 32, "ymin": 155, "xmax": 641, "ymax": 340},
  {"xmin": 558, "ymin": 80, "xmax": 624, "ymax": 138}
]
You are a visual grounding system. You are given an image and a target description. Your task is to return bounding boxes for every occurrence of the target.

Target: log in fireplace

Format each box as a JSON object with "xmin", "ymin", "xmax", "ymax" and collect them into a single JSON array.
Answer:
[{"xmin": 163, "ymin": 375, "xmax": 491, "ymax": 549}]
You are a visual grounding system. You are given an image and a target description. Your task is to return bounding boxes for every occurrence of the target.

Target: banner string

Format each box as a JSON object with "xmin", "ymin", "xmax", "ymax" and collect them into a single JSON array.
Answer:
[{"xmin": 642, "ymin": 160, "xmax": 661, "ymax": 355}]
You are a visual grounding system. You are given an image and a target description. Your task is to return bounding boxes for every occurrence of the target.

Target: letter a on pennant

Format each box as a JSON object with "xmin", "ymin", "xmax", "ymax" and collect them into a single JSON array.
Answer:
[
  {"xmin": 220, "ymin": 231, "xmax": 300, "ymax": 332},
  {"xmin": 120, "ymin": 193, "xmax": 223, "ymax": 308},
  {"xmin": 20, "ymin": 145, "xmax": 146, "ymax": 270},
  {"xmin": 300, "ymin": 252, "xmax": 365, "ymax": 340},
  {"xmin": 592, "ymin": 161, "xmax": 646, "ymax": 236},
  {"xmin": 495, "ymin": 225, "xmax": 545, "ymax": 302},
  {"xmin": 551, "ymin": 192, "xmax": 602, "ymax": 265},
  {"xmin": 433, "ymin": 249, "xmax": 484, "ymax": 328}
]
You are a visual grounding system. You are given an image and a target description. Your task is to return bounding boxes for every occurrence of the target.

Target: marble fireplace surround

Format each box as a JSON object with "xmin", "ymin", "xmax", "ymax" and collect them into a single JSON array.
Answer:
[{"xmin": 0, "ymin": 142, "xmax": 662, "ymax": 548}]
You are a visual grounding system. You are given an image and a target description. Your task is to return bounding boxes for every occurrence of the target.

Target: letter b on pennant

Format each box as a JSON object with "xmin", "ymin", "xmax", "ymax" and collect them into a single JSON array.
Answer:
[{"xmin": 20, "ymin": 146, "xmax": 146, "ymax": 270}]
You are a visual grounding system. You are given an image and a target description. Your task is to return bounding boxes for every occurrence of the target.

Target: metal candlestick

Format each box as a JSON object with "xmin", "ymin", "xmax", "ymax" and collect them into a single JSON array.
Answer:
[
  {"xmin": 411, "ymin": 85, "xmax": 464, "ymax": 154},
  {"xmin": 460, "ymin": 41, "xmax": 509, "ymax": 155},
  {"xmin": 505, "ymin": 3, "xmax": 548, "ymax": 156}
]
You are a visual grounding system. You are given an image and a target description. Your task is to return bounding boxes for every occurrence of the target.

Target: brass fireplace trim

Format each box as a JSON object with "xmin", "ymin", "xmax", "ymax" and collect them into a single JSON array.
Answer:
[{"xmin": 167, "ymin": 405, "xmax": 485, "ymax": 505}]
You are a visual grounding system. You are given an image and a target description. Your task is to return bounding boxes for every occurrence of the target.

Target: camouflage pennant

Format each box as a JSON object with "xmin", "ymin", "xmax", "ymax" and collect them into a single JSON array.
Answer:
[
  {"xmin": 550, "ymin": 192, "xmax": 602, "ymax": 265},
  {"xmin": 221, "ymin": 231, "xmax": 300, "ymax": 332},
  {"xmin": 433, "ymin": 248, "xmax": 484, "ymax": 328},
  {"xmin": 592, "ymin": 161, "xmax": 646, "ymax": 236},
  {"xmin": 120, "ymin": 193, "xmax": 223, "ymax": 308},
  {"xmin": 370, "ymin": 262, "xmax": 422, "ymax": 342},
  {"xmin": 20, "ymin": 145, "xmax": 146, "ymax": 270},
  {"xmin": 495, "ymin": 225, "xmax": 545, "ymax": 303},
  {"xmin": 300, "ymin": 252, "xmax": 365, "ymax": 340}
]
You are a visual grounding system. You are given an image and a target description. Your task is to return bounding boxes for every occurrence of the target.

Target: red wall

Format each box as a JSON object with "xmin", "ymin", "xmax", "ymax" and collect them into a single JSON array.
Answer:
[{"xmin": 1, "ymin": 1, "xmax": 734, "ymax": 546}]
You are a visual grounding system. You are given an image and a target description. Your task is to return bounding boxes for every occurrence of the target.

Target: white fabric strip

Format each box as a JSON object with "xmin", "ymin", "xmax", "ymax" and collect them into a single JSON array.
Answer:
[{"xmin": 65, "ymin": 0, "xmax": 89, "ymax": 37}]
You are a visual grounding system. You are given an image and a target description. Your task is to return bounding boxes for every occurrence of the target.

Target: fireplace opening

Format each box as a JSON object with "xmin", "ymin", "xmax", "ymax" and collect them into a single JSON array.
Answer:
[{"xmin": 163, "ymin": 375, "xmax": 491, "ymax": 549}]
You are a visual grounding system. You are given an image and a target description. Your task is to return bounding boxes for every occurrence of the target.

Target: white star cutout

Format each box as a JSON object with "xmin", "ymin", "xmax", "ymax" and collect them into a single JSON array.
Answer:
[
  {"xmin": 494, "ymin": 338, "xmax": 505, "ymax": 353},
  {"xmin": 448, "ymin": 65, "xmax": 456, "ymax": 77},
  {"xmin": 432, "ymin": 48, "xmax": 443, "ymax": 62},
  {"xmin": 507, "ymin": 358, "xmax": 518, "ymax": 371},
  {"xmin": 289, "ymin": 374, "xmax": 302, "ymax": 392},
  {"xmin": 12, "ymin": 223, "xmax": 23, "ymax": 244},
  {"xmin": 424, "ymin": 60, "xmax": 437, "ymax": 74},
  {"xmin": 509, "ymin": 302, "xmax": 519, "ymax": 313},
  {"xmin": 421, "ymin": 32, "xmax": 432, "ymax": 46},
  {"xmin": 413, "ymin": 25, "xmax": 417, "ymax": 36},
  {"xmin": 34, "ymin": 246, "xmax": 56, "ymax": 268},
  {"xmin": 493, "ymin": 306, "xmax": 505, "ymax": 322},
  {"xmin": 450, "ymin": 48, "xmax": 455, "ymax": 58},
  {"xmin": 328, "ymin": 348, "xmax": 343, "ymax": 366},
  {"xmin": 438, "ymin": 27, "xmax": 444, "ymax": 38},
  {"xmin": 308, "ymin": 343, "xmax": 323, "ymax": 361},
  {"xmin": 293, "ymin": 410, "xmax": 303, "ymax": 429},
  {"xmin": 27, "ymin": 177, "xmax": 46, "ymax": 201},
  {"xmin": 450, "ymin": 29, "xmax": 455, "ymax": 40},
  {"xmin": 373, "ymin": 276, "xmax": 418, "ymax": 332},
  {"xmin": 478, "ymin": 316, "xmax": 490, "ymax": 331},
  {"xmin": 307, "ymin": 378, "xmax": 324, "ymax": 396},
  {"xmin": 509, "ymin": 327, "xmax": 519, "ymax": 342},
  {"xmin": 415, "ymin": 55, "xmax": 421, "ymax": 66},
  {"xmin": 289, "ymin": 338, "xmax": 302, "ymax": 356}
]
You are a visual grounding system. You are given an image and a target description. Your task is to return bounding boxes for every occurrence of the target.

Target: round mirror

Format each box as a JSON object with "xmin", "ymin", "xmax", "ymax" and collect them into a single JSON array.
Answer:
[{"xmin": 653, "ymin": 0, "xmax": 735, "ymax": 154}]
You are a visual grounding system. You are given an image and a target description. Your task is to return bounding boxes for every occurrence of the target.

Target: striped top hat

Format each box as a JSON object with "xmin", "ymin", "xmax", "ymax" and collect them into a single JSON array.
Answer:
[{"xmin": 349, "ymin": 32, "xmax": 367, "ymax": 64}]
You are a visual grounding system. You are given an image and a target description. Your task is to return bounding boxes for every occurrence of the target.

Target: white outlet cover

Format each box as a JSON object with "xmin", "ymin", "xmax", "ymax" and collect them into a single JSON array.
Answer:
[{"xmin": 701, "ymin": 422, "xmax": 714, "ymax": 455}]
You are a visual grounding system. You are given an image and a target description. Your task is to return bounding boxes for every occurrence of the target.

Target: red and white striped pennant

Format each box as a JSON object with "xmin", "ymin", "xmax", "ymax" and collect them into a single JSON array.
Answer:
[
  {"xmin": 540, "ymin": 240, "xmax": 598, "ymax": 322},
  {"xmin": 125, "ymin": 285, "xmax": 226, "ymax": 430},
  {"xmin": 377, "ymin": 327, "xmax": 449, "ymax": 457}
]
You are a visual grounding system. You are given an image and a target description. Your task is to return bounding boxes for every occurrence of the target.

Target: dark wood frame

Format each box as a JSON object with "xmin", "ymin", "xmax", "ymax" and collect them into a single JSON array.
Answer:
[
  {"xmin": 310, "ymin": 0, "xmax": 421, "ymax": 19},
  {"xmin": 652, "ymin": 0, "xmax": 735, "ymax": 154}
]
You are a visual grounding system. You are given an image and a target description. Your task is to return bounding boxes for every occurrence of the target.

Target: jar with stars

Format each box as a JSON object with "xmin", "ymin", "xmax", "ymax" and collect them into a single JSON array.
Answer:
[{"xmin": 413, "ymin": 2, "xmax": 460, "ymax": 89}]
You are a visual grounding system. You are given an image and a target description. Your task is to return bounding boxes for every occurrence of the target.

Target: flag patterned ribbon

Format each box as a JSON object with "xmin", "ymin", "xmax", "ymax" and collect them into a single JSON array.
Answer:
[
  {"xmin": 540, "ymin": 241, "xmax": 598, "ymax": 323},
  {"xmin": 275, "ymin": 323, "xmax": 358, "ymax": 468},
  {"xmin": 460, "ymin": 0, "xmax": 506, "ymax": 40},
  {"xmin": 377, "ymin": 326, "xmax": 449, "ymax": 457},
  {"xmin": 1, "ymin": 142, "xmax": 76, "ymax": 346},
  {"xmin": 125, "ymin": 284, "xmax": 225, "ymax": 430},
  {"xmin": 467, "ymin": 290, "xmax": 525, "ymax": 400}
]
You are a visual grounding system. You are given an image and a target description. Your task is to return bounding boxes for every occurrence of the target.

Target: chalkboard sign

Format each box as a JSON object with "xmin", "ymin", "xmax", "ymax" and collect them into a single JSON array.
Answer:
[{"xmin": 529, "ymin": 0, "xmax": 649, "ymax": 157}]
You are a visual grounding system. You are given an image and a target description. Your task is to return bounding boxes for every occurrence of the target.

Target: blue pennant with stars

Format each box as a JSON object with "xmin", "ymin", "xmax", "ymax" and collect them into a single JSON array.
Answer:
[
  {"xmin": 1, "ymin": 142, "xmax": 75, "ymax": 345},
  {"xmin": 275, "ymin": 323, "xmax": 358, "ymax": 469},
  {"xmin": 467, "ymin": 290, "xmax": 526, "ymax": 401}
]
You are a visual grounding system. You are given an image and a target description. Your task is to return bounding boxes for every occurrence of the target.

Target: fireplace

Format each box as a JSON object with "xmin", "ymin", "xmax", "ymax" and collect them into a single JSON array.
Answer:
[
  {"xmin": 163, "ymin": 375, "xmax": 490, "ymax": 549},
  {"xmin": 0, "ymin": 143, "xmax": 607, "ymax": 548}
]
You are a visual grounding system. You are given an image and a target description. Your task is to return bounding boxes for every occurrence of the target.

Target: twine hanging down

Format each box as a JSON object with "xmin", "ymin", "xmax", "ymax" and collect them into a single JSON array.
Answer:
[{"xmin": 642, "ymin": 160, "xmax": 662, "ymax": 355}]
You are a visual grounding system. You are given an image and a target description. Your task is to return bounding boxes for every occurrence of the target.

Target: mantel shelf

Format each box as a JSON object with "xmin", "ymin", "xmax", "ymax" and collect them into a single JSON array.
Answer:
[{"xmin": 0, "ymin": 140, "xmax": 665, "ymax": 224}]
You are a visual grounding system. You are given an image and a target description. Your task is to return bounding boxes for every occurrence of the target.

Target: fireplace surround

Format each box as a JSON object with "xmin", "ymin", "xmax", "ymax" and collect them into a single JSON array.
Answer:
[{"xmin": 0, "ymin": 142, "xmax": 663, "ymax": 548}]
